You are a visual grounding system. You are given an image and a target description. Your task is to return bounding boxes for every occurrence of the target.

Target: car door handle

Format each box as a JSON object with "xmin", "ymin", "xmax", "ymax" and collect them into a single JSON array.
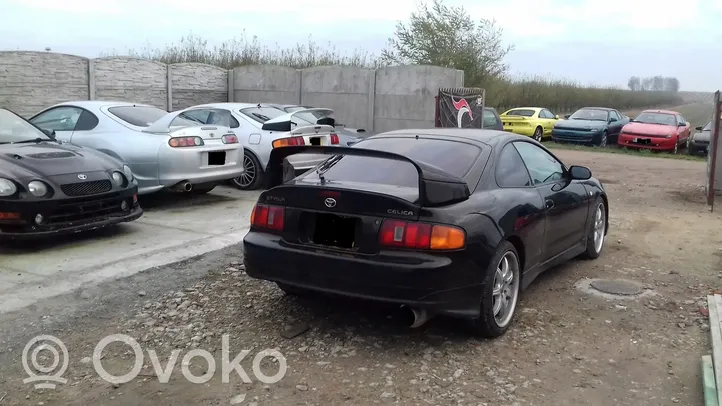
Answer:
[{"xmin": 545, "ymin": 199, "xmax": 555, "ymax": 209}]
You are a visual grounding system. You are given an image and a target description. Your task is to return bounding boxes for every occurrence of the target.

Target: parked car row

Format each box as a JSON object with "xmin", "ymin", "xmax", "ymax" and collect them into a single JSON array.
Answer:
[
  {"xmin": 499, "ymin": 105, "xmax": 699, "ymax": 154},
  {"xmin": 1, "ymin": 100, "xmax": 359, "ymax": 239}
]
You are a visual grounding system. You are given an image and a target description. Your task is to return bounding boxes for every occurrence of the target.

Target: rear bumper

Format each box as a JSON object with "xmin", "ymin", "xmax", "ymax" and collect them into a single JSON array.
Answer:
[
  {"xmin": 0, "ymin": 188, "xmax": 142, "ymax": 240},
  {"xmin": 158, "ymin": 144, "xmax": 245, "ymax": 187},
  {"xmin": 503, "ymin": 126, "xmax": 536, "ymax": 137},
  {"xmin": 242, "ymin": 231, "xmax": 485, "ymax": 318},
  {"xmin": 618, "ymin": 134, "xmax": 675, "ymax": 150}
]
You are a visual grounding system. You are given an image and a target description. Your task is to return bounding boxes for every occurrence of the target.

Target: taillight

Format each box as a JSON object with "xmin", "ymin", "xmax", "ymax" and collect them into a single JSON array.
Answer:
[
  {"xmin": 379, "ymin": 219, "xmax": 465, "ymax": 250},
  {"xmin": 272, "ymin": 136, "xmax": 305, "ymax": 148},
  {"xmin": 330, "ymin": 133, "xmax": 339, "ymax": 144},
  {"xmin": 250, "ymin": 204, "xmax": 285, "ymax": 232},
  {"xmin": 169, "ymin": 136, "xmax": 204, "ymax": 147},
  {"xmin": 222, "ymin": 134, "xmax": 238, "ymax": 144}
]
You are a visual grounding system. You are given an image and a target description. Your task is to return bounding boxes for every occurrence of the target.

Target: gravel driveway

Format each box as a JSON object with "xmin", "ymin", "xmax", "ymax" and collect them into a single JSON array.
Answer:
[{"xmin": 0, "ymin": 149, "xmax": 720, "ymax": 406}]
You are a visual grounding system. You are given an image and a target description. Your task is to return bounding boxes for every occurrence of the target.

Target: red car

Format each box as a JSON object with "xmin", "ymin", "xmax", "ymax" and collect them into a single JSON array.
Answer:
[{"xmin": 618, "ymin": 109, "xmax": 691, "ymax": 153}]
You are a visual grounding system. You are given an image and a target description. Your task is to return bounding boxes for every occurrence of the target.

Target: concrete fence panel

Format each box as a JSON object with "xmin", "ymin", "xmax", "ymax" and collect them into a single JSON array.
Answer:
[
  {"xmin": 170, "ymin": 63, "xmax": 228, "ymax": 110},
  {"xmin": 93, "ymin": 57, "xmax": 168, "ymax": 109},
  {"xmin": 232, "ymin": 65, "xmax": 300, "ymax": 104},
  {"xmin": 0, "ymin": 51, "xmax": 89, "ymax": 117},
  {"xmin": 299, "ymin": 66, "xmax": 375, "ymax": 130},
  {"xmin": 373, "ymin": 65, "xmax": 464, "ymax": 133}
]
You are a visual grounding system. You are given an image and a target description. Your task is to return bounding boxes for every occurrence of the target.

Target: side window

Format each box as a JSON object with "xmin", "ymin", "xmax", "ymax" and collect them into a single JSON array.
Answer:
[
  {"xmin": 483, "ymin": 110, "xmax": 499, "ymax": 128},
  {"xmin": 74, "ymin": 110, "xmax": 100, "ymax": 131},
  {"xmin": 676, "ymin": 115, "xmax": 686, "ymax": 125},
  {"xmin": 495, "ymin": 144, "xmax": 532, "ymax": 187},
  {"xmin": 513, "ymin": 142, "xmax": 565, "ymax": 185},
  {"xmin": 30, "ymin": 106, "xmax": 83, "ymax": 131},
  {"xmin": 610, "ymin": 111, "xmax": 621, "ymax": 121},
  {"xmin": 541, "ymin": 109, "xmax": 554, "ymax": 119}
]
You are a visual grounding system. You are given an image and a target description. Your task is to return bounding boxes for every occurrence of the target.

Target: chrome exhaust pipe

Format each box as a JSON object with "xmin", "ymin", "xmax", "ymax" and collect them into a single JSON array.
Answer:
[
  {"xmin": 403, "ymin": 306, "xmax": 431, "ymax": 328},
  {"xmin": 172, "ymin": 181, "xmax": 192, "ymax": 192}
]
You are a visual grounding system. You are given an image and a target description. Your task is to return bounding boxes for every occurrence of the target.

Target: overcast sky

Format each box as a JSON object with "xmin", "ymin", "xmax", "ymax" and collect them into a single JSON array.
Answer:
[{"xmin": 1, "ymin": 0, "xmax": 721, "ymax": 91}]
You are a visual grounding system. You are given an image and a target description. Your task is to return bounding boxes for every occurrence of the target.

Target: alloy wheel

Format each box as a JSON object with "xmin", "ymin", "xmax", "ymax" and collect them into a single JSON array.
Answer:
[
  {"xmin": 600, "ymin": 133, "xmax": 608, "ymax": 147},
  {"xmin": 491, "ymin": 251, "xmax": 520, "ymax": 328},
  {"xmin": 533, "ymin": 127, "xmax": 543, "ymax": 142},
  {"xmin": 592, "ymin": 202, "xmax": 606, "ymax": 253},
  {"xmin": 673, "ymin": 139, "xmax": 679, "ymax": 154},
  {"xmin": 233, "ymin": 154, "xmax": 257, "ymax": 188}
]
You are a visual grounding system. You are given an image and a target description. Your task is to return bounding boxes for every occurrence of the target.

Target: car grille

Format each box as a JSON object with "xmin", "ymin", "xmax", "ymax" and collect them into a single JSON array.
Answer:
[
  {"xmin": 47, "ymin": 193, "xmax": 128, "ymax": 224},
  {"xmin": 61, "ymin": 180, "xmax": 112, "ymax": 197}
]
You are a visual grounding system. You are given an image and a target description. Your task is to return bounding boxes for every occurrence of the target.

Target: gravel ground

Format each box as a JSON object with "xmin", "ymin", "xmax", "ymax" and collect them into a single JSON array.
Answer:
[{"xmin": 1, "ymin": 148, "xmax": 721, "ymax": 406}]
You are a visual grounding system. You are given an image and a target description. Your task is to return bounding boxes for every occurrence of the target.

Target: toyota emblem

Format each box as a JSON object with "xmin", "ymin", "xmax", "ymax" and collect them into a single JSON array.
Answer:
[
  {"xmin": 77, "ymin": 174, "xmax": 87, "ymax": 180},
  {"xmin": 324, "ymin": 197, "xmax": 337, "ymax": 208}
]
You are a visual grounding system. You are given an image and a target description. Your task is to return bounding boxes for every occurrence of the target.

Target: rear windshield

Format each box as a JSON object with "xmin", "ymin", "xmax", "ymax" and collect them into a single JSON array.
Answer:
[
  {"xmin": 239, "ymin": 107, "xmax": 286, "ymax": 123},
  {"xmin": 506, "ymin": 109, "xmax": 535, "ymax": 117},
  {"xmin": 107, "ymin": 106, "xmax": 168, "ymax": 127},
  {"xmin": 300, "ymin": 137, "xmax": 482, "ymax": 188}
]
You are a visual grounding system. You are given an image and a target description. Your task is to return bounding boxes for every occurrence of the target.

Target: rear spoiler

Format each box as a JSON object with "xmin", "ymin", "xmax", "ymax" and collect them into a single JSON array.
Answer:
[
  {"xmin": 266, "ymin": 146, "xmax": 470, "ymax": 207},
  {"xmin": 262, "ymin": 108, "xmax": 336, "ymax": 132},
  {"xmin": 143, "ymin": 108, "xmax": 234, "ymax": 134}
]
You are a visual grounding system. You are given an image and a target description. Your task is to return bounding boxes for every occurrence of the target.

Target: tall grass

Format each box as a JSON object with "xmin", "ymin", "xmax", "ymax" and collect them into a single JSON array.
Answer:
[{"xmin": 109, "ymin": 34, "xmax": 683, "ymax": 112}]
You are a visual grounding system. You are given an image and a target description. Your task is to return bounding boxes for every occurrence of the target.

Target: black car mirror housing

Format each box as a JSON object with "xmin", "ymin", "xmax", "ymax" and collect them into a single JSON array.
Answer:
[{"xmin": 569, "ymin": 165, "xmax": 592, "ymax": 180}]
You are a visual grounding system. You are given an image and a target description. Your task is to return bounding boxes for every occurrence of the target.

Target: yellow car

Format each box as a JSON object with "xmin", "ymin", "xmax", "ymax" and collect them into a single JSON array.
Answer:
[{"xmin": 500, "ymin": 107, "xmax": 560, "ymax": 141}]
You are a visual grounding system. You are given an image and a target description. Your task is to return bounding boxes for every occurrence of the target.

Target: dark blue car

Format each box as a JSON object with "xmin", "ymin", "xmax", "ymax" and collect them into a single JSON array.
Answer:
[{"xmin": 551, "ymin": 107, "xmax": 631, "ymax": 147}]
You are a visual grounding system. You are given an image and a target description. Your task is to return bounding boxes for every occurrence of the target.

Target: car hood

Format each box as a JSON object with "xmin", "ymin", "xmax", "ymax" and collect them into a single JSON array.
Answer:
[
  {"xmin": 0, "ymin": 142, "xmax": 122, "ymax": 180},
  {"xmin": 555, "ymin": 119, "xmax": 607, "ymax": 129},
  {"xmin": 622, "ymin": 122, "xmax": 675, "ymax": 136},
  {"xmin": 694, "ymin": 130, "xmax": 711, "ymax": 142}
]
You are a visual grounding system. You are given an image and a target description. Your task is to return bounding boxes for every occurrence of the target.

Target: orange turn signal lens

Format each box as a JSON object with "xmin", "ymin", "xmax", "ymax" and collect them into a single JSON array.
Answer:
[
  {"xmin": 430, "ymin": 225, "xmax": 466, "ymax": 250},
  {"xmin": 272, "ymin": 136, "xmax": 305, "ymax": 148}
]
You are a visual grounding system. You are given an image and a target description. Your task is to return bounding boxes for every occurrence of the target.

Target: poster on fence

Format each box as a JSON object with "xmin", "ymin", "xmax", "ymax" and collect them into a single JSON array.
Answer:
[{"xmin": 435, "ymin": 88, "xmax": 486, "ymax": 129}]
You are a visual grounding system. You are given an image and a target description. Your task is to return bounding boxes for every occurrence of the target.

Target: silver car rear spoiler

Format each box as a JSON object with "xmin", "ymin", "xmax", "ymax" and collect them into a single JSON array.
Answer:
[
  {"xmin": 262, "ymin": 108, "xmax": 335, "ymax": 132},
  {"xmin": 143, "ymin": 108, "xmax": 234, "ymax": 134}
]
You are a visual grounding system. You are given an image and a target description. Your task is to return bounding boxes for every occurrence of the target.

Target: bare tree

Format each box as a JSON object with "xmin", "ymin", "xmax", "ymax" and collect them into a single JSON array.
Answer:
[{"xmin": 627, "ymin": 76, "xmax": 641, "ymax": 91}]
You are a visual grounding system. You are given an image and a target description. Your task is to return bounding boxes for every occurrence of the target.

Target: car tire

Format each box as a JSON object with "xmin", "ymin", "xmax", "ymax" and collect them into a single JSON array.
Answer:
[
  {"xmin": 688, "ymin": 144, "xmax": 696, "ymax": 155},
  {"xmin": 673, "ymin": 136, "xmax": 679, "ymax": 154},
  {"xmin": 468, "ymin": 241, "xmax": 521, "ymax": 338},
  {"xmin": 231, "ymin": 151, "xmax": 264, "ymax": 190},
  {"xmin": 190, "ymin": 184, "xmax": 216, "ymax": 195},
  {"xmin": 532, "ymin": 127, "xmax": 543, "ymax": 142},
  {"xmin": 580, "ymin": 197, "xmax": 606, "ymax": 260},
  {"xmin": 597, "ymin": 131, "xmax": 608, "ymax": 147}
]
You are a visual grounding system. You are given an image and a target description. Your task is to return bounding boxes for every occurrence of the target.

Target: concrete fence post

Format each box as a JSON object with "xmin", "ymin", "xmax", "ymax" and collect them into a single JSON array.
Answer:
[
  {"xmin": 367, "ymin": 69, "xmax": 376, "ymax": 132},
  {"xmin": 166, "ymin": 65, "xmax": 173, "ymax": 111},
  {"xmin": 87, "ymin": 59, "xmax": 96, "ymax": 100},
  {"xmin": 227, "ymin": 69, "xmax": 234, "ymax": 102},
  {"xmin": 297, "ymin": 69, "xmax": 303, "ymax": 105}
]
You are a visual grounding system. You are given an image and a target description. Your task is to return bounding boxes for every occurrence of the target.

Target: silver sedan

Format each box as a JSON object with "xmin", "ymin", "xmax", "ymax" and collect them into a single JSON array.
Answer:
[{"xmin": 29, "ymin": 101, "xmax": 245, "ymax": 195}]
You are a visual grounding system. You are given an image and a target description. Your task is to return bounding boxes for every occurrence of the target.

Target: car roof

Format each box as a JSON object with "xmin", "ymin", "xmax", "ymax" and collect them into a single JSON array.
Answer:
[
  {"xmin": 371, "ymin": 128, "xmax": 529, "ymax": 147},
  {"xmin": 53, "ymin": 100, "xmax": 156, "ymax": 109},
  {"xmin": 640, "ymin": 109, "xmax": 679, "ymax": 115},
  {"xmin": 193, "ymin": 102, "xmax": 272, "ymax": 109}
]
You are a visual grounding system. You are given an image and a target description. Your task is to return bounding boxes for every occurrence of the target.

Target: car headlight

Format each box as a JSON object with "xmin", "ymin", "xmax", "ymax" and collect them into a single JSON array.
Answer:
[
  {"xmin": 27, "ymin": 181, "xmax": 49, "ymax": 197},
  {"xmin": 122, "ymin": 165, "xmax": 134, "ymax": 180},
  {"xmin": 0, "ymin": 178, "xmax": 17, "ymax": 197},
  {"xmin": 111, "ymin": 171, "xmax": 125, "ymax": 185}
]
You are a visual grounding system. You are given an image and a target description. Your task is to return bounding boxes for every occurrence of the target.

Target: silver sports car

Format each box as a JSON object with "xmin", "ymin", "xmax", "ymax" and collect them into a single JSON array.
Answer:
[
  {"xmin": 184, "ymin": 103, "xmax": 340, "ymax": 190},
  {"xmin": 29, "ymin": 101, "xmax": 245, "ymax": 195},
  {"xmin": 269, "ymin": 103, "xmax": 370, "ymax": 146}
]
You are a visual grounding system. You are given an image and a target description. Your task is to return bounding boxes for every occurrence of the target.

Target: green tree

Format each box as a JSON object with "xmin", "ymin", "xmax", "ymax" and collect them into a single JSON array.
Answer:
[{"xmin": 380, "ymin": 0, "xmax": 514, "ymax": 86}]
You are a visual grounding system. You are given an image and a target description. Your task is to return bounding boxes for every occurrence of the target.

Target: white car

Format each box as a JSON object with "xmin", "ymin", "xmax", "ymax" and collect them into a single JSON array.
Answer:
[
  {"xmin": 186, "ymin": 103, "xmax": 341, "ymax": 190},
  {"xmin": 29, "ymin": 101, "xmax": 244, "ymax": 195}
]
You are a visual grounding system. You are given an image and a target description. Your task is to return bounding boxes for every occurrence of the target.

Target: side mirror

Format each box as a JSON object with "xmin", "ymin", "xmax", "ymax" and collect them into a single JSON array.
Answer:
[
  {"xmin": 554, "ymin": 115, "xmax": 560, "ymax": 119},
  {"xmin": 564, "ymin": 114, "xmax": 570, "ymax": 119},
  {"xmin": 609, "ymin": 117, "xmax": 618, "ymax": 123},
  {"xmin": 696, "ymin": 126, "xmax": 703, "ymax": 131},
  {"xmin": 41, "ymin": 128, "xmax": 56, "ymax": 138},
  {"xmin": 678, "ymin": 122, "xmax": 686, "ymax": 127},
  {"xmin": 569, "ymin": 165, "xmax": 592, "ymax": 180}
]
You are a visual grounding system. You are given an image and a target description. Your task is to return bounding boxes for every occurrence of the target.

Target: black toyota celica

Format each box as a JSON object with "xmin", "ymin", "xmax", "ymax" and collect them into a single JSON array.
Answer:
[
  {"xmin": 0, "ymin": 108, "xmax": 142, "ymax": 239},
  {"xmin": 242, "ymin": 128, "xmax": 609, "ymax": 337}
]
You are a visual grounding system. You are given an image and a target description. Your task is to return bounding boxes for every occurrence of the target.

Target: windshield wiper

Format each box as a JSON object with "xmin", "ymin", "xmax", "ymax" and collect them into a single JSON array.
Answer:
[
  {"xmin": 315, "ymin": 155, "xmax": 344, "ymax": 184},
  {"xmin": 12, "ymin": 138, "xmax": 51, "ymax": 144}
]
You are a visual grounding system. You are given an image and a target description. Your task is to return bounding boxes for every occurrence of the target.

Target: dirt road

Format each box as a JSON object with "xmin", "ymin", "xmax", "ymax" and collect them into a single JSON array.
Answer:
[{"xmin": 1, "ymin": 149, "xmax": 721, "ymax": 406}]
